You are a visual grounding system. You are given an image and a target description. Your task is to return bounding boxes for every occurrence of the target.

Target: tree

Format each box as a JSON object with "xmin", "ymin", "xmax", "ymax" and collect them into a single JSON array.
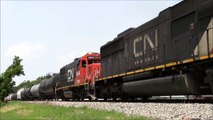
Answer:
[{"xmin": 0, "ymin": 56, "xmax": 25, "ymax": 101}]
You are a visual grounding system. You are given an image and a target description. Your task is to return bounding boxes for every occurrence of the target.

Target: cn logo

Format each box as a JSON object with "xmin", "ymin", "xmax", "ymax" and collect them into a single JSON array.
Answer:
[
  {"xmin": 67, "ymin": 69, "xmax": 74, "ymax": 82},
  {"xmin": 133, "ymin": 29, "xmax": 158, "ymax": 57}
]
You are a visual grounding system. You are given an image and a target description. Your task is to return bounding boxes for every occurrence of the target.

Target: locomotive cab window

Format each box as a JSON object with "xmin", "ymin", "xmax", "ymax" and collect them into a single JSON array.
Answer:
[
  {"xmin": 82, "ymin": 60, "xmax": 86, "ymax": 68},
  {"xmin": 88, "ymin": 56, "xmax": 100, "ymax": 64},
  {"xmin": 88, "ymin": 60, "xmax": 96, "ymax": 64}
]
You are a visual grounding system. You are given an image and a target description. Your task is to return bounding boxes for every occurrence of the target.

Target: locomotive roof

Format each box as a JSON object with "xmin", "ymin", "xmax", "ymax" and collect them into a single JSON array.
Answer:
[
  {"xmin": 100, "ymin": 0, "xmax": 185, "ymax": 49},
  {"xmin": 101, "ymin": 27, "xmax": 134, "ymax": 48},
  {"xmin": 60, "ymin": 52, "xmax": 99, "ymax": 71},
  {"xmin": 60, "ymin": 58, "xmax": 80, "ymax": 71}
]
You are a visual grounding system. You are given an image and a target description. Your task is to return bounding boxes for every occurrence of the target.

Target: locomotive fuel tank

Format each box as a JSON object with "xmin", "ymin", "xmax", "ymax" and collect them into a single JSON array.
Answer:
[
  {"xmin": 63, "ymin": 91, "xmax": 73, "ymax": 99},
  {"xmin": 123, "ymin": 73, "xmax": 203, "ymax": 96}
]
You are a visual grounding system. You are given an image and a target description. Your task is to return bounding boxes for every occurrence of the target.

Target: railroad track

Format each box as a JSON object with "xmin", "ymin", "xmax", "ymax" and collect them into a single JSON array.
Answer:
[{"xmin": 51, "ymin": 98, "xmax": 213, "ymax": 104}]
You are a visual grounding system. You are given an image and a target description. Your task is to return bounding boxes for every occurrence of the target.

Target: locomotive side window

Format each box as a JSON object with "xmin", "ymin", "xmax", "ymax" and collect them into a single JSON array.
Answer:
[{"xmin": 172, "ymin": 12, "xmax": 195, "ymax": 38}]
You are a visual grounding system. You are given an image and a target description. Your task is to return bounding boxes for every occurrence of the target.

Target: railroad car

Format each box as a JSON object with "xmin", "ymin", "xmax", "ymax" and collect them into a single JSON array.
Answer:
[
  {"xmin": 23, "ymin": 88, "xmax": 31, "ymax": 100},
  {"xmin": 17, "ymin": 88, "xmax": 24, "ymax": 100},
  {"xmin": 56, "ymin": 53, "xmax": 101, "ymax": 100},
  {"xmin": 39, "ymin": 79, "xmax": 47, "ymax": 99},
  {"xmin": 11, "ymin": 93, "xmax": 17, "ymax": 100},
  {"xmin": 30, "ymin": 84, "xmax": 40, "ymax": 99},
  {"xmin": 20, "ymin": 88, "xmax": 26, "ymax": 100},
  {"xmin": 5, "ymin": 94, "xmax": 12, "ymax": 101},
  {"xmin": 98, "ymin": 0, "xmax": 213, "ymax": 99},
  {"xmin": 4, "ymin": 0, "xmax": 213, "ymax": 101},
  {"xmin": 38, "ymin": 74, "xmax": 59, "ymax": 99}
]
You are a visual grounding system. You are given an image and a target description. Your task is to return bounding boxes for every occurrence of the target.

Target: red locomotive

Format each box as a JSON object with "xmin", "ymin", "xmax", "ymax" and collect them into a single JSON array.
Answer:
[{"xmin": 56, "ymin": 52, "xmax": 101, "ymax": 100}]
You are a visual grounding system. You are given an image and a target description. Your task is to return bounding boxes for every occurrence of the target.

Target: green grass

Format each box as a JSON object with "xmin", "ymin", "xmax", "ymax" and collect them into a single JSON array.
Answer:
[{"xmin": 0, "ymin": 101, "xmax": 148, "ymax": 120}]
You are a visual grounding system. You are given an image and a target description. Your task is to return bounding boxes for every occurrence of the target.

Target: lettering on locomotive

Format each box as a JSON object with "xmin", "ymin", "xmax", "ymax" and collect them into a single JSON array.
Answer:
[
  {"xmin": 67, "ymin": 69, "xmax": 74, "ymax": 82},
  {"xmin": 133, "ymin": 29, "xmax": 158, "ymax": 65}
]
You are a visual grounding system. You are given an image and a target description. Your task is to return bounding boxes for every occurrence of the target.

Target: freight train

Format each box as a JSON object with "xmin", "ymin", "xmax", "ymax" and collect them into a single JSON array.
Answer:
[{"xmin": 5, "ymin": 0, "xmax": 213, "ymax": 101}]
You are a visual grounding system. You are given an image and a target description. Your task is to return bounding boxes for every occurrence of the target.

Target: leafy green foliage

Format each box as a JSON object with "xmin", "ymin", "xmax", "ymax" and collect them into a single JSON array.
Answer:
[
  {"xmin": 0, "ymin": 101, "xmax": 148, "ymax": 120},
  {"xmin": 0, "ymin": 56, "xmax": 25, "ymax": 101}
]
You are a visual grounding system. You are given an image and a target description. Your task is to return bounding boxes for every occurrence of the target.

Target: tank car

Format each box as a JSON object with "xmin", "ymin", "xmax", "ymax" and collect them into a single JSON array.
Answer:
[
  {"xmin": 5, "ymin": 94, "xmax": 12, "ymax": 101},
  {"xmin": 23, "ymin": 87, "xmax": 31, "ymax": 100},
  {"xmin": 20, "ymin": 88, "xmax": 26, "ymax": 100},
  {"xmin": 11, "ymin": 93, "xmax": 17, "ymax": 100},
  {"xmin": 44, "ymin": 74, "xmax": 59, "ymax": 99},
  {"xmin": 17, "ymin": 88, "xmax": 24, "ymax": 100},
  {"xmin": 39, "ymin": 79, "xmax": 47, "ymax": 99},
  {"xmin": 30, "ymin": 84, "xmax": 40, "ymax": 99},
  {"xmin": 39, "ymin": 74, "xmax": 59, "ymax": 99}
]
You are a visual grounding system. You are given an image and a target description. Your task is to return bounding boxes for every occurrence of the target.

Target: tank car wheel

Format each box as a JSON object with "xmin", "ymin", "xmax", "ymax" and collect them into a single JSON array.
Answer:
[{"xmin": 104, "ymin": 97, "xmax": 107, "ymax": 101}]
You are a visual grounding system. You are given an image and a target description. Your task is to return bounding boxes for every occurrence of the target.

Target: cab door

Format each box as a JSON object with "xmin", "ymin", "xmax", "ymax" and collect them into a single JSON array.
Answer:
[{"xmin": 74, "ymin": 59, "xmax": 87, "ymax": 85}]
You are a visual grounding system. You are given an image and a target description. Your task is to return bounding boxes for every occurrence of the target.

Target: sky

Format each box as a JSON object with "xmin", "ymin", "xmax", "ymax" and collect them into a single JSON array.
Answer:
[{"xmin": 1, "ymin": 0, "xmax": 181, "ymax": 86}]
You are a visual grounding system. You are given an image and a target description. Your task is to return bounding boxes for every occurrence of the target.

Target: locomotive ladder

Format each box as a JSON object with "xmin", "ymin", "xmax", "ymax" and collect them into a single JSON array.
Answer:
[
  {"xmin": 85, "ymin": 71, "xmax": 97, "ymax": 100},
  {"xmin": 85, "ymin": 82, "xmax": 96, "ymax": 100}
]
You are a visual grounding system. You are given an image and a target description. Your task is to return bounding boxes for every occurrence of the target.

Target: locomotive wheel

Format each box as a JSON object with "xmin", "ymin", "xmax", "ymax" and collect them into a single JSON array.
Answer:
[
  {"xmin": 104, "ymin": 97, "xmax": 107, "ymax": 101},
  {"xmin": 88, "ymin": 96, "xmax": 92, "ymax": 101},
  {"xmin": 142, "ymin": 96, "xmax": 150, "ymax": 100}
]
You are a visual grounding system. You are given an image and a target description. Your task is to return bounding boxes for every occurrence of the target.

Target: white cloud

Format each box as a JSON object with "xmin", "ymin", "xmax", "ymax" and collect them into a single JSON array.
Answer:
[
  {"xmin": 2, "ymin": 42, "xmax": 48, "ymax": 85},
  {"xmin": 58, "ymin": 52, "xmax": 76, "ymax": 66},
  {"xmin": 7, "ymin": 42, "xmax": 47, "ymax": 59},
  {"xmin": 57, "ymin": 35, "xmax": 99, "ymax": 66},
  {"xmin": 58, "ymin": 51, "xmax": 86, "ymax": 66}
]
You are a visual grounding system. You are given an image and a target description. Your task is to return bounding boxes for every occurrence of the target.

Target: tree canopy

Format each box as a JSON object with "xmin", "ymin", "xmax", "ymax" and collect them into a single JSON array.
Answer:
[{"xmin": 0, "ymin": 56, "xmax": 25, "ymax": 101}]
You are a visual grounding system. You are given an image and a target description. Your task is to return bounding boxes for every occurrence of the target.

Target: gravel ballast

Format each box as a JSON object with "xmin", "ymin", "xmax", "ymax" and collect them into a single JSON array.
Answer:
[{"xmin": 28, "ymin": 101, "xmax": 213, "ymax": 120}]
